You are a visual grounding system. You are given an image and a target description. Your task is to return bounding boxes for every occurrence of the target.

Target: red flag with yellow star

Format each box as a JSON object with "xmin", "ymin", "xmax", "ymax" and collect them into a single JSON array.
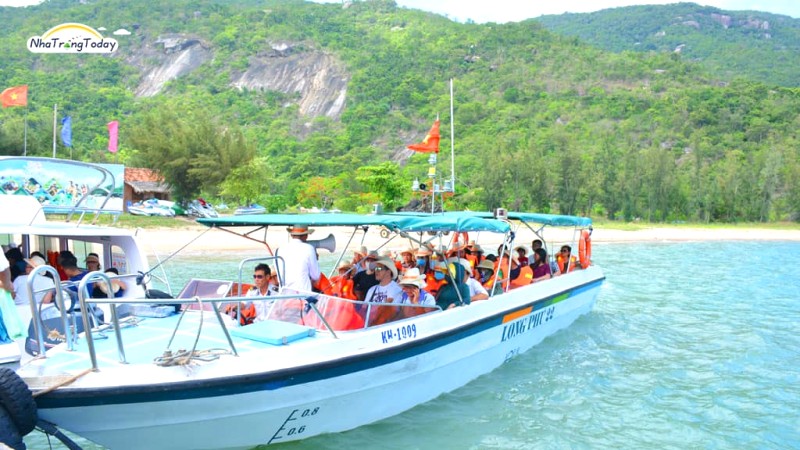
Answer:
[
  {"xmin": 407, "ymin": 119, "xmax": 440, "ymax": 153},
  {"xmin": 0, "ymin": 85, "xmax": 28, "ymax": 108}
]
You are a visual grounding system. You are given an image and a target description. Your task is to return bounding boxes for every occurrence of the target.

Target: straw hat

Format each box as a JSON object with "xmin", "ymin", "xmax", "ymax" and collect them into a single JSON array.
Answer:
[
  {"xmin": 477, "ymin": 260, "xmax": 495, "ymax": 272},
  {"xmin": 398, "ymin": 268, "xmax": 426, "ymax": 289},
  {"xmin": 374, "ymin": 257, "xmax": 398, "ymax": 280},
  {"xmin": 514, "ymin": 245, "xmax": 528, "ymax": 254},
  {"xmin": 337, "ymin": 262, "xmax": 353, "ymax": 272},
  {"xmin": 400, "ymin": 247, "xmax": 415, "ymax": 256},
  {"xmin": 416, "ymin": 247, "xmax": 432, "ymax": 257},
  {"xmin": 24, "ymin": 255, "xmax": 46, "ymax": 268},
  {"xmin": 286, "ymin": 225, "xmax": 314, "ymax": 236}
]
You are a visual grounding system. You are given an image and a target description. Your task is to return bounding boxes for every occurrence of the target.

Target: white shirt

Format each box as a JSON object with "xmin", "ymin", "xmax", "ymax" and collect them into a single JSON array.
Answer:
[
  {"xmin": 276, "ymin": 238, "xmax": 321, "ymax": 293},
  {"xmin": 365, "ymin": 281, "xmax": 403, "ymax": 304},
  {"xmin": 0, "ymin": 252, "xmax": 8, "ymax": 272},
  {"xmin": 247, "ymin": 285, "xmax": 277, "ymax": 321},
  {"xmin": 399, "ymin": 289, "xmax": 436, "ymax": 307},
  {"xmin": 466, "ymin": 277, "xmax": 488, "ymax": 299},
  {"xmin": 13, "ymin": 273, "xmax": 55, "ymax": 306}
]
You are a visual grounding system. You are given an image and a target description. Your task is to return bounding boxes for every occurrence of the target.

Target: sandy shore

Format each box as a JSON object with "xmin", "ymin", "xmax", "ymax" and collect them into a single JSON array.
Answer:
[{"xmin": 135, "ymin": 224, "xmax": 800, "ymax": 255}]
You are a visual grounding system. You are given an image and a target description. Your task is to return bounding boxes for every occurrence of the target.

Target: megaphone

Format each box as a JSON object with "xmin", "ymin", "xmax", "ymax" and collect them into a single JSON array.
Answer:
[{"xmin": 308, "ymin": 233, "xmax": 336, "ymax": 253}]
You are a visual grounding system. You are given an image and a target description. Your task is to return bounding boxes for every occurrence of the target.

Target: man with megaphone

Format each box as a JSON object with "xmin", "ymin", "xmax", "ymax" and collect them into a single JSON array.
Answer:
[{"xmin": 276, "ymin": 225, "xmax": 321, "ymax": 293}]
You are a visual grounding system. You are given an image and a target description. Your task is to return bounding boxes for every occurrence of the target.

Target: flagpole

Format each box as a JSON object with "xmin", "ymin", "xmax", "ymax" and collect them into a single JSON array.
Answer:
[
  {"xmin": 52, "ymin": 103, "xmax": 57, "ymax": 158},
  {"xmin": 23, "ymin": 106, "xmax": 28, "ymax": 157},
  {"xmin": 449, "ymin": 78, "xmax": 455, "ymax": 194}
]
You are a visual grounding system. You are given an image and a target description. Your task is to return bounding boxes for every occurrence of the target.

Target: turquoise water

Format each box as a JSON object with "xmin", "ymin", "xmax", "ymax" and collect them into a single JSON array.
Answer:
[{"xmin": 25, "ymin": 242, "xmax": 800, "ymax": 449}]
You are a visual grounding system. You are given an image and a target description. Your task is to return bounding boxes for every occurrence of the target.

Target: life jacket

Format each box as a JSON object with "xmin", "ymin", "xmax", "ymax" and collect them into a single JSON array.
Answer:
[
  {"xmin": 313, "ymin": 273, "xmax": 332, "ymax": 294},
  {"xmin": 327, "ymin": 276, "xmax": 357, "ymax": 300},
  {"xmin": 424, "ymin": 272, "xmax": 444, "ymax": 296},
  {"xmin": 557, "ymin": 254, "xmax": 579, "ymax": 273},
  {"xmin": 510, "ymin": 265, "xmax": 533, "ymax": 289}
]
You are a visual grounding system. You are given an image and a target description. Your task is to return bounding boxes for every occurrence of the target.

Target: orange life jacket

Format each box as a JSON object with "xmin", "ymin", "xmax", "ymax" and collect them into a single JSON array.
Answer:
[
  {"xmin": 327, "ymin": 276, "xmax": 357, "ymax": 300},
  {"xmin": 313, "ymin": 273, "xmax": 333, "ymax": 293},
  {"xmin": 557, "ymin": 254, "xmax": 579, "ymax": 273},
  {"xmin": 510, "ymin": 265, "xmax": 533, "ymax": 289}
]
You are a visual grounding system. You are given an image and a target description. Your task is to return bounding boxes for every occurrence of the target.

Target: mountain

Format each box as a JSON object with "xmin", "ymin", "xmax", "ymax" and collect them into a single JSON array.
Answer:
[
  {"xmin": 534, "ymin": 2, "xmax": 800, "ymax": 87},
  {"xmin": 0, "ymin": 0, "xmax": 798, "ymax": 223}
]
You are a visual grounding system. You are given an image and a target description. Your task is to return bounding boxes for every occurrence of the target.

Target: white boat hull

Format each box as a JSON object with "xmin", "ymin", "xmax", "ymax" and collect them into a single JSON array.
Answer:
[{"xmin": 29, "ymin": 268, "xmax": 603, "ymax": 449}]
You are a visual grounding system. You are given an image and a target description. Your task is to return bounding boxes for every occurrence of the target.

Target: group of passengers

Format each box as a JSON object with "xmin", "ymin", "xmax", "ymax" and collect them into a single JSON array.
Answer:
[
  {"xmin": 0, "ymin": 245, "xmax": 127, "ymax": 333},
  {"xmin": 235, "ymin": 225, "xmax": 587, "ymax": 327}
]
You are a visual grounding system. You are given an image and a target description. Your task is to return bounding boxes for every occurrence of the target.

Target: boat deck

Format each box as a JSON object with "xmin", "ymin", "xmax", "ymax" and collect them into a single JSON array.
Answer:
[{"xmin": 34, "ymin": 312, "xmax": 318, "ymax": 372}]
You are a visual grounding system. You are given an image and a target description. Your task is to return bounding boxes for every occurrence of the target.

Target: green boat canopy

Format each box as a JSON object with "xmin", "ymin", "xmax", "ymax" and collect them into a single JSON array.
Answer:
[
  {"xmin": 198, "ymin": 212, "xmax": 510, "ymax": 233},
  {"xmin": 389, "ymin": 211, "xmax": 592, "ymax": 228}
]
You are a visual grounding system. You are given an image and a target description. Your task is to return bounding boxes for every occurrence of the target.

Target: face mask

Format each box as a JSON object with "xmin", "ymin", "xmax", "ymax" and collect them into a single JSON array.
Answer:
[
  {"xmin": 479, "ymin": 271, "xmax": 490, "ymax": 283},
  {"xmin": 434, "ymin": 271, "xmax": 445, "ymax": 281},
  {"xmin": 416, "ymin": 258, "xmax": 426, "ymax": 267}
]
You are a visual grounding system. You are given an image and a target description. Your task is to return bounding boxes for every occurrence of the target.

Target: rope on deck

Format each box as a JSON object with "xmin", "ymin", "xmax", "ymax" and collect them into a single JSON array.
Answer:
[{"xmin": 31, "ymin": 368, "xmax": 94, "ymax": 398}]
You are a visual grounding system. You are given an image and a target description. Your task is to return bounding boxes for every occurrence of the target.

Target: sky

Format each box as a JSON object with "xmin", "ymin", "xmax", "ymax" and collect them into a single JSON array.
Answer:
[{"xmin": 1, "ymin": 0, "xmax": 798, "ymax": 22}]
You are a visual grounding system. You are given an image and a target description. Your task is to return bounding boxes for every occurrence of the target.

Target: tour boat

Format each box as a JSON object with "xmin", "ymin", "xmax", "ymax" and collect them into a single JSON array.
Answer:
[{"xmin": 2, "ymin": 203, "xmax": 602, "ymax": 449}]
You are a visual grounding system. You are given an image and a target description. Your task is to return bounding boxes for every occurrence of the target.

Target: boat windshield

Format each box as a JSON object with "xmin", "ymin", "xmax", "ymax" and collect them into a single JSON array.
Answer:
[{"xmin": 264, "ymin": 290, "xmax": 440, "ymax": 331}]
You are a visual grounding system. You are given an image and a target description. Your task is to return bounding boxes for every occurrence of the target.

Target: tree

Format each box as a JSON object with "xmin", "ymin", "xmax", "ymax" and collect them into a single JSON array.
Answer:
[{"xmin": 220, "ymin": 157, "xmax": 272, "ymax": 205}]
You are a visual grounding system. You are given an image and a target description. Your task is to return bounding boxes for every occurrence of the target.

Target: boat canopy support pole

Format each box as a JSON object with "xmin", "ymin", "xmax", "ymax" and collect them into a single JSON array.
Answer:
[{"xmin": 27, "ymin": 265, "xmax": 73, "ymax": 356}]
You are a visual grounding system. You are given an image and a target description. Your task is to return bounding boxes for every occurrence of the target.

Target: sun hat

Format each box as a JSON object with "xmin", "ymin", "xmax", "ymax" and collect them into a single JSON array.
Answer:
[
  {"xmin": 477, "ymin": 260, "xmax": 495, "ymax": 271},
  {"xmin": 400, "ymin": 247, "xmax": 415, "ymax": 256},
  {"xmin": 374, "ymin": 257, "xmax": 398, "ymax": 280},
  {"xmin": 365, "ymin": 250, "xmax": 380, "ymax": 260},
  {"xmin": 286, "ymin": 225, "xmax": 314, "ymax": 236},
  {"xmin": 24, "ymin": 255, "xmax": 46, "ymax": 268},
  {"xmin": 416, "ymin": 247, "xmax": 432, "ymax": 257},
  {"xmin": 398, "ymin": 268, "xmax": 426, "ymax": 289},
  {"xmin": 337, "ymin": 262, "xmax": 353, "ymax": 271},
  {"xmin": 354, "ymin": 246, "xmax": 369, "ymax": 256}
]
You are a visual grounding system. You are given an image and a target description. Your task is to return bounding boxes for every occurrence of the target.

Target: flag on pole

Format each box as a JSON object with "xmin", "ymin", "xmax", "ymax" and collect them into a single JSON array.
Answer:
[
  {"xmin": 107, "ymin": 120, "xmax": 118, "ymax": 153},
  {"xmin": 0, "ymin": 85, "xmax": 28, "ymax": 108},
  {"xmin": 407, "ymin": 119, "xmax": 440, "ymax": 153},
  {"xmin": 61, "ymin": 116, "xmax": 72, "ymax": 147}
]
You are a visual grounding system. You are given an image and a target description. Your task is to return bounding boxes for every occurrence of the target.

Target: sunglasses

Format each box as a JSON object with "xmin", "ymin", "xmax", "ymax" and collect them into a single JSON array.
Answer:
[
  {"xmin": 253, "ymin": 274, "xmax": 265, "ymax": 279},
  {"xmin": 374, "ymin": 266, "xmax": 386, "ymax": 272}
]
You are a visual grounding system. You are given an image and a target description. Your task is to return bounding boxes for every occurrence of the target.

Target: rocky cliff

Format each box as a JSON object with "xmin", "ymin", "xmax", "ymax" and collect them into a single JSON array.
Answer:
[{"xmin": 128, "ymin": 37, "xmax": 347, "ymax": 119}]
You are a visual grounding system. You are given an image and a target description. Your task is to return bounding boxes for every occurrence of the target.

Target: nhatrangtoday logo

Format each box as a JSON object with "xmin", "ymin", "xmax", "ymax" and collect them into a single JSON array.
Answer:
[{"xmin": 28, "ymin": 23, "xmax": 120, "ymax": 53}]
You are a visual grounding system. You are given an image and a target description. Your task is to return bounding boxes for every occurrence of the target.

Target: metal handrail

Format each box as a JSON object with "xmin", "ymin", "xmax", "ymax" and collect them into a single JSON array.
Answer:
[{"xmin": 26, "ymin": 265, "xmax": 73, "ymax": 356}]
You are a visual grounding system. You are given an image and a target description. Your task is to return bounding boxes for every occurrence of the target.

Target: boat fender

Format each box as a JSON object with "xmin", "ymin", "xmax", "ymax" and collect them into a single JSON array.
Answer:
[
  {"xmin": 0, "ymin": 367, "xmax": 38, "ymax": 436},
  {"xmin": 0, "ymin": 405, "xmax": 24, "ymax": 450},
  {"xmin": 578, "ymin": 229, "xmax": 592, "ymax": 268}
]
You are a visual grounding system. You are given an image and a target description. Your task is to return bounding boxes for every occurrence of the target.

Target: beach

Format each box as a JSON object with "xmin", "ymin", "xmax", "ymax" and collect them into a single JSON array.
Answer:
[{"xmin": 136, "ymin": 223, "xmax": 800, "ymax": 255}]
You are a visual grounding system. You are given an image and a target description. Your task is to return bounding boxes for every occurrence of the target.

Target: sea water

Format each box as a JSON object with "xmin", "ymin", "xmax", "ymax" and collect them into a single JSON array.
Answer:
[{"xmin": 25, "ymin": 241, "xmax": 800, "ymax": 449}]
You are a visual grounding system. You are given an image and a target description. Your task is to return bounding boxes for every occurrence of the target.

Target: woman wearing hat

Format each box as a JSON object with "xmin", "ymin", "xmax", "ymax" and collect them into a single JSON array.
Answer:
[{"xmin": 397, "ymin": 268, "xmax": 435, "ymax": 306}]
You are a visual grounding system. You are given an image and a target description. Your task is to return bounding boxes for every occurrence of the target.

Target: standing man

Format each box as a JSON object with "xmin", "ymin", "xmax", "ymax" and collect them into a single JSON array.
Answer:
[{"xmin": 277, "ymin": 225, "xmax": 321, "ymax": 292}]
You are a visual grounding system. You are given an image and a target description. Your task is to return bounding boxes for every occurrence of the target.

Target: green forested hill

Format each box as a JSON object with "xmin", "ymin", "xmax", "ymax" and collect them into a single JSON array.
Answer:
[
  {"xmin": 535, "ymin": 2, "xmax": 800, "ymax": 87},
  {"xmin": 0, "ymin": 0, "xmax": 799, "ymax": 223}
]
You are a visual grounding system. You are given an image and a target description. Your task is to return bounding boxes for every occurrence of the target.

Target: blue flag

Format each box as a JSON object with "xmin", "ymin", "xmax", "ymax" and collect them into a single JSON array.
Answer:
[{"xmin": 61, "ymin": 116, "xmax": 72, "ymax": 148}]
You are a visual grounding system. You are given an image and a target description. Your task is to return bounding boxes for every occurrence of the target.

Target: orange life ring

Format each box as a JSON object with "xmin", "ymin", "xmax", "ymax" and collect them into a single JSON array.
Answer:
[{"xmin": 578, "ymin": 229, "xmax": 591, "ymax": 268}]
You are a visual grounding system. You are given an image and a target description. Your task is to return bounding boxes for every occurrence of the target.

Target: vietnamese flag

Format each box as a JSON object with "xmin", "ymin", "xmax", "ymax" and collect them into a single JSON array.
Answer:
[
  {"xmin": 107, "ymin": 120, "xmax": 119, "ymax": 153},
  {"xmin": 407, "ymin": 119, "xmax": 440, "ymax": 153},
  {"xmin": 0, "ymin": 85, "xmax": 28, "ymax": 108}
]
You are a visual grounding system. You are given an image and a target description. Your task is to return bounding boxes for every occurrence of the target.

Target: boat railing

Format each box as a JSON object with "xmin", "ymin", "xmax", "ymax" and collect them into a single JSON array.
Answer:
[{"xmin": 26, "ymin": 265, "xmax": 76, "ymax": 356}]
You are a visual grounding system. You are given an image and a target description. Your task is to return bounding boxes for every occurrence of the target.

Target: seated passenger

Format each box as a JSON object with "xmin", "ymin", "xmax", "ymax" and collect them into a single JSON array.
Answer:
[
  {"xmin": 397, "ymin": 268, "xmax": 436, "ymax": 306},
  {"xmin": 530, "ymin": 248, "xmax": 552, "ymax": 283},
  {"xmin": 13, "ymin": 255, "xmax": 55, "ymax": 326},
  {"xmin": 353, "ymin": 250, "xmax": 380, "ymax": 300},
  {"xmin": 458, "ymin": 258, "xmax": 488, "ymax": 302},
  {"xmin": 556, "ymin": 245, "xmax": 579, "ymax": 274},
  {"xmin": 435, "ymin": 261, "xmax": 470, "ymax": 310},
  {"xmin": 363, "ymin": 258, "xmax": 402, "ymax": 303},
  {"xmin": 85, "ymin": 253, "xmax": 101, "ymax": 272},
  {"xmin": 515, "ymin": 246, "xmax": 529, "ymax": 267},
  {"xmin": 249, "ymin": 263, "xmax": 277, "ymax": 322},
  {"xmin": 399, "ymin": 248, "xmax": 416, "ymax": 270},
  {"xmin": 327, "ymin": 262, "xmax": 357, "ymax": 300},
  {"xmin": 476, "ymin": 260, "xmax": 503, "ymax": 296},
  {"xmin": 92, "ymin": 267, "xmax": 127, "ymax": 298}
]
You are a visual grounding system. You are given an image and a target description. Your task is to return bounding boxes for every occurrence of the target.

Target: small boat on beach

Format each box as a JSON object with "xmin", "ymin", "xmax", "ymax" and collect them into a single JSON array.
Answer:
[
  {"xmin": 2, "ymin": 190, "xmax": 603, "ymax": 449},
  {"xmin": 234, "ymin": 203, "xmax": 267, "ymax": 215}
]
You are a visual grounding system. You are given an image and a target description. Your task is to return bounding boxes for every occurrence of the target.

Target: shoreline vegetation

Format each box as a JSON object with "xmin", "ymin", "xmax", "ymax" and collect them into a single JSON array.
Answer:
[{"xmin": 112, "ymin": 218, "xmax": 800, "ymax": 254}]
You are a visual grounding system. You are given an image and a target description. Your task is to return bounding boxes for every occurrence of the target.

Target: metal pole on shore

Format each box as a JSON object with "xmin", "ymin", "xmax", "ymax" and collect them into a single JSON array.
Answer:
[
  {"xmin": 450, "ymin": 78, "xmax": 455, "ymax": 194},
  {"xmin": 52, "ymin": 103, "xmax": 57, "ymax": 158}
]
